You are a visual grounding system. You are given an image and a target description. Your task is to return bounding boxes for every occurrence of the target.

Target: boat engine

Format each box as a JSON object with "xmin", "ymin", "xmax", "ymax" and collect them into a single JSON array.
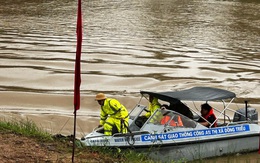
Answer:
[{"xmin": 233, "ymin": 107, "xmax": 258, "ymax": 124}]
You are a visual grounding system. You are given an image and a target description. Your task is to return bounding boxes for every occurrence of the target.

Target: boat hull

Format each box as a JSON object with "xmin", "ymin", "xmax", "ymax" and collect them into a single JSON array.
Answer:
[
  {"xmin": 81, "ymin": 124, "xmax": 260, "ymax": 161},
  {"xmin": 138, "ymin": 134, "xmax": 259, "ymax": 162}
]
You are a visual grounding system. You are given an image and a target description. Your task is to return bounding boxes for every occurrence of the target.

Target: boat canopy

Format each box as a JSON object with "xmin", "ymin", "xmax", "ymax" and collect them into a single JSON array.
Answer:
[{"xmin": 140, "ymin": 87, "xmax": 236, "ymax": 103}]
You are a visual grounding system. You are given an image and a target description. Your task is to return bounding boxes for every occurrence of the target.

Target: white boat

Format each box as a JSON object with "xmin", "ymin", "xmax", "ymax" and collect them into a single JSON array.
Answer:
[{"xmin": 80, "ymin": 87, "xmax": 260, "ymax": 162}]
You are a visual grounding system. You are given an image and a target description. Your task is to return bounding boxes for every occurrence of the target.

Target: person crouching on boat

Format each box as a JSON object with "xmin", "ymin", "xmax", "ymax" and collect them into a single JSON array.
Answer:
[
  {"xmin": 95, "ymin": 93, "xmax": 129, "ymax": 136},
  {"xmin": 197, "ymin": 103, "xmax": 217, "ymax": 128}
]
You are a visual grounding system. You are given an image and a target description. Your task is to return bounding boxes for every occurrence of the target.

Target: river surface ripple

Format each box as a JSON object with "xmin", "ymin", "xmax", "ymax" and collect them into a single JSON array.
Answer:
[{"xmin": 0, "ymin": 1, "xmax": 259, "ymax": 158}]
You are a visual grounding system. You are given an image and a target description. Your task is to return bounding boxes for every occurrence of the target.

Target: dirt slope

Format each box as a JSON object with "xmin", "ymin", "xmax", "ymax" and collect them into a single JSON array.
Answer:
[{"xmin": 0, "ymin": 133, "xmax": 119, "ymax": 163}]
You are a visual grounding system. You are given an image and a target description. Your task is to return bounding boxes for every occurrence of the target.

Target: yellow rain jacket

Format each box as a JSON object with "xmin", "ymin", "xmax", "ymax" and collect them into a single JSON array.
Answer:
[
  {"xmin": 145, "ymin": 97, "xmax": 161, "ymax": 118},
  {"xmin": 100, "ymin": 98, "xmax": 129, "ymax": 135}
]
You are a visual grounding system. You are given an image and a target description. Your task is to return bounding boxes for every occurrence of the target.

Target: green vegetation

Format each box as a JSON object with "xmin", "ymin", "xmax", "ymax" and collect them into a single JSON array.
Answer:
[
  {"xmin": 0, "ymin": 118, "xmax": 153, "ymax": 162},
  {"xmin": 0, "ymin": 118, "xmax": 52, "ymax": 141}
]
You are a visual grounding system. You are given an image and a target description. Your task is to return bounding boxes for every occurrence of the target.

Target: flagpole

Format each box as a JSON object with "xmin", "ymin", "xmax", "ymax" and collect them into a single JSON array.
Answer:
[
  {"xmin": 72, "ymin": 110, "xmax": 77, "ymax": 163},
  {"xmin": 72, "ymin": 0, "xmax": 82, "ymax": 162}
]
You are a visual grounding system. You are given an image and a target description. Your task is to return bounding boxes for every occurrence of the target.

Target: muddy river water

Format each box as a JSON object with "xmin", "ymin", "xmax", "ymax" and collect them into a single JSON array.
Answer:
[{"xmin": 0, "ymin": 0, "xmax": 259, "ymax": 161}]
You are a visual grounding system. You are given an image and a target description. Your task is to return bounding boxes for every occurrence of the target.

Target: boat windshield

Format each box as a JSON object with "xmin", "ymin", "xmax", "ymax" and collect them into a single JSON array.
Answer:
[
  {"xmin": 147, "ymin": 109, "xmax": 197, "ymax": 128},
  {"xmin": 129, "ymin": 104, "xmax": 147, "ymax": 120}
]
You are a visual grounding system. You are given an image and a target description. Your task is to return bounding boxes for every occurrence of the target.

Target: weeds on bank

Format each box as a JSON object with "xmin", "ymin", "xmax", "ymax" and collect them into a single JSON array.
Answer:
[
  {"xmin": 0, "ymin": 118, "xmax": 154, "ymax": 162},
  {"xmin": 0, "ymin": 118, "xmax": 52, "ymax": 141}
]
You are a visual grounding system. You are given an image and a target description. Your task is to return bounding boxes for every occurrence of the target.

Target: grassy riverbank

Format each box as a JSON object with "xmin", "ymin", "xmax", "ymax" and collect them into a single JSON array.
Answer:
[{"xmin": 0, "ymin": 118, "xmax": 151, "ymax": 163}]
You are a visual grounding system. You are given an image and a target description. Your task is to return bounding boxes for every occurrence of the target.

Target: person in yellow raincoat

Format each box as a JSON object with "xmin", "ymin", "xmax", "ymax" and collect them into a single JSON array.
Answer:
[
  {"xmin": 95, "ymin": 93, "xmax": 129, "ymax": 136},
  {"xmin": 144, "ymin": 95, "xmax": 161, "ymax": 118},
  {"xmin": 135, "ymin": 95, "xmax": 161, "ymax": 127}
]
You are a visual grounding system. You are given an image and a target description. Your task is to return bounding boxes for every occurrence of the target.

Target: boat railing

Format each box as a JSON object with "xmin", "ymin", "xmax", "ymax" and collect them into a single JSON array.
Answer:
[
  {"xmin": 212, "ymin": 107, "xmax": 232, "ymax": 123},
  {"xmin": 210, "ymin": 98, "xmax": 235, "ymax": 128}
]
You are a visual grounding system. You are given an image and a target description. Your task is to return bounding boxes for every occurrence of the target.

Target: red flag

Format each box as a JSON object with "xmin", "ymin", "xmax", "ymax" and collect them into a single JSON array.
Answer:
[{"xmin": 74, "ymin": 0, "xmax": 82, "ymax": 111}]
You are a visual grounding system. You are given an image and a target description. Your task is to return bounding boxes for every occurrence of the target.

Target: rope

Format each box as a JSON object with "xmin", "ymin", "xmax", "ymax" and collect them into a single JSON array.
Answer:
[
  {"xmin": 77, "ymin": 121, "xmax": 86, "ymax": 137},
  {"xmin": 58, "ymin": 117, "xmax": 70, "ymax": 134},
  {"xmin": 121, "ymin": 119, "xmax": 135, "ymax": 146}
]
